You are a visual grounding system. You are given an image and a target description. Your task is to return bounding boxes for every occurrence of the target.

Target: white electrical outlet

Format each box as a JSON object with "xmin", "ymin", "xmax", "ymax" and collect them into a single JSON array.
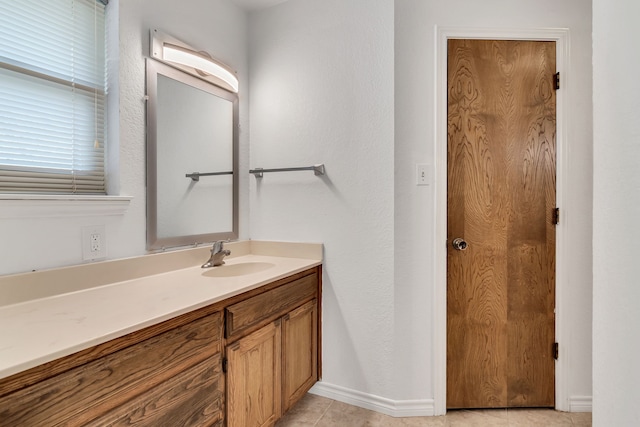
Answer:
[
  {"xmin": 82, "ymin": 225, "xmax": 106, "ymax": 261},
  {"xmin": 90, "ymin": 233, "xmax": 101, "ymax": 253}
]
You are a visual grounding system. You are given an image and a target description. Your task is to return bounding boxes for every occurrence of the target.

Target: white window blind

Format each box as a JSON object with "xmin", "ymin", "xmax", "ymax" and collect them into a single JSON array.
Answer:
[{"xmin": 0, "ymin": 0, "xmax": 107, "ymax": 194}]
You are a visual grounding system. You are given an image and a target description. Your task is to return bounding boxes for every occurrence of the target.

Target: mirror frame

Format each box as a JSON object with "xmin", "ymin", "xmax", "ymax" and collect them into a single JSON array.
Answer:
[{"xmin": 145, "ymin": 58, "xmax": 239, "ymax": 251}]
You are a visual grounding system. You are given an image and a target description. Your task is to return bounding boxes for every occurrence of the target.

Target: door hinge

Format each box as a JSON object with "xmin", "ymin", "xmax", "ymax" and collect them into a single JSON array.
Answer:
[
  {"xmin": 553, "ymin": 72, "xmax": 560, "ymax": 90},
  {"xmin": 222, "ymin": 357, "xmax": 228, "ymax": 373},
  {"xmin": 553, "ymin": 342, "xmax": 559, "ymax": 360},
  {"xmin": 553, "ymin": 207, "xmax": 560, "ymax": 225}
]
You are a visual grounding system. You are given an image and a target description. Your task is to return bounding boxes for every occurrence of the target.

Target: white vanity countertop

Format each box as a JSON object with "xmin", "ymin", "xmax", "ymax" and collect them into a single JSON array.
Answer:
[{"xmin": 0, "ymin": 240, "xmax": 322, "ymax": 380}]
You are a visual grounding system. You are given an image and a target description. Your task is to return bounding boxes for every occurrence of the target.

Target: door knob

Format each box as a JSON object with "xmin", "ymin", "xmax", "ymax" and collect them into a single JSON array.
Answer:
[{"xmin": 452, "ymin": 238, "xmax": 468, "ymax": 251}]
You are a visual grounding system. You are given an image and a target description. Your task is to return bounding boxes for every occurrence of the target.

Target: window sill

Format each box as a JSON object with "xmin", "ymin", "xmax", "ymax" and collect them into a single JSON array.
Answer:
[{"xmin": 0, "ymin": 195, "xmax": 132, "ymax": 219}]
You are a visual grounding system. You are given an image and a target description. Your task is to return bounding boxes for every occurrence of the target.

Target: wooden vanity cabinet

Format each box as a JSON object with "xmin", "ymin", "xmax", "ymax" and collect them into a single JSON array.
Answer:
[
  {"xmin": 225, "ymin": 268, "xmax": 321, "ymax": 427},
  {"xmin": 0, "ymin": 307, "xmax": 225, "ymax": 427},
  {"xmin": 0, "ymin": 266, "xmax": 321, "ymax": 427}
]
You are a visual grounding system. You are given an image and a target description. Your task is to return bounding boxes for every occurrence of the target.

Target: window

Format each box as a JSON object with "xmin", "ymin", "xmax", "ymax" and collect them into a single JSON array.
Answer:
[{"xmin": 0, "ymin": 0, "xmax": 107, "ymax": 194}]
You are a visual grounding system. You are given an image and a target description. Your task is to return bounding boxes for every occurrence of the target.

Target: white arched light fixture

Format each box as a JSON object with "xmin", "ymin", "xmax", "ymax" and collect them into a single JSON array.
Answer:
[{"xmin": 150, "ymin": 29, "xmax": 239, "ymax": 93}]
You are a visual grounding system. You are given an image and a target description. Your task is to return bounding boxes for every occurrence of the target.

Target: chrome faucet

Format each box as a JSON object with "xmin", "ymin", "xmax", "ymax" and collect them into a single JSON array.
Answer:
[{"xmin": 201, "ymin": 240, "xmax": 231, "ymax": 268}]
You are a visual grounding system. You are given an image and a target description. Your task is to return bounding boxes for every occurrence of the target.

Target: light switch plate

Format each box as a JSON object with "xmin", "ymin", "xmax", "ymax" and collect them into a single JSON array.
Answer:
[{"xmin": 416, "ymin": 164, "xmax": 431, "ymax": 186}]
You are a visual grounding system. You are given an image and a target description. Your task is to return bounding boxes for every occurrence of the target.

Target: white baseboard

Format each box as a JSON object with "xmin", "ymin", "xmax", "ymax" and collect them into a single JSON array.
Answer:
[
  {"xmin": 568, "ymin": 396, "xmax": 592, "ymax": 412},
  {"xmin": 309, "ymin": 381, "xmax": 435, "ymax": 417},
  {"xmin": 309, "ymin": 382, "xmax": 591, "ymax": 416}
]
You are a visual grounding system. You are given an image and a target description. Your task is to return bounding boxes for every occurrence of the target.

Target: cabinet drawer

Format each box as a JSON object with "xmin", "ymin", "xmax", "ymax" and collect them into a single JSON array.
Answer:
[
  {"xmin": 226, "ymin": 271, "xmax": 317, "ymax": 341},
  {"xmin": 0, "ymin": 311, "xmax": 223, "ymax": 426},
  {"xmin": 87, "ymin": 354, "xmax": 225, "ymax": 427}
]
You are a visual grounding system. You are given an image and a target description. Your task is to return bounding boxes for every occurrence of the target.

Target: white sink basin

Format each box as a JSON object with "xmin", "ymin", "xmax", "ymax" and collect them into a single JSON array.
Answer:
[{"xmin": 202, "ymin": 262, "xmax": 276, "ymax": 278}]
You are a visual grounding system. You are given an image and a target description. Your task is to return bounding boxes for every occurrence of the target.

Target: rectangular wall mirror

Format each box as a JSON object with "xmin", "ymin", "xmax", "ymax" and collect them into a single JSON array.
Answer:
[{"xmin": 146, "ymin": 58, "xmax": 239, "ymax": 250}]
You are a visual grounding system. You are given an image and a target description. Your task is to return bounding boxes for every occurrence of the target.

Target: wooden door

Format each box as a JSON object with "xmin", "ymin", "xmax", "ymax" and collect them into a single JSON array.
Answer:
[
  {"xmin": 446, "ymin": 39, "xmax": 556, "ymax": 409},
  {"xmin": 282, "ymin": 299, "xmax": 318, "ymax": 412},
  {"xmin": 227, "ymin": 320, "xmax": 282, "ymax": 427}
]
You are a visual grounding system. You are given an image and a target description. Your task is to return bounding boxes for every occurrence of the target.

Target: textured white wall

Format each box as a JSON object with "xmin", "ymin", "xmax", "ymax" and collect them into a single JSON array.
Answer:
[
  {"xmin": 248, "ymin": 0, "xmax": 396, "ymax": 399},
  {"xmin": 593, "ymin": 0, "xmax": 640, "ymax": 424},
  {"xmin": 0, "ymin": 0, "xmax": 249, "ymax": 276}
]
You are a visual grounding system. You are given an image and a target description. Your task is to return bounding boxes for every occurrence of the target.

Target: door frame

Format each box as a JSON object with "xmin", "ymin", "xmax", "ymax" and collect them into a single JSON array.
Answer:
[{"xmin": 433, "ymin": 26, "xmax": 570, "ymax": 415}]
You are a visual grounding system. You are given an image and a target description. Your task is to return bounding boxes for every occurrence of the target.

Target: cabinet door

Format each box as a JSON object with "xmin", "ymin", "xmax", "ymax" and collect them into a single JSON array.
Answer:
[
  {"xmin": 227, "ymin": 320, "xmax": 282, "ymax": 427},
  {"xmin": 282, "ymin": 299, "xmax": 318, "ymax": 411}
]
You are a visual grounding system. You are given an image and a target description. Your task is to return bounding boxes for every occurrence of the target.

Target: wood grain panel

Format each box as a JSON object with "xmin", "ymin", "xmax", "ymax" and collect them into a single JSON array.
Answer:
[
  {"xmin": 0, "ymin": 312, "xmax": 222, "ymax": 426},
  {"xmin": 87, "ymin": 355, "xmax": 224, "ymax": 426},
  {"xmin": 447, "ymin": 39, "xmax": 556, "ymax": 409},
  {"xmin": 226, "ymin": 272, "xmax": 317, "ymax": 341},
  {"xmin": 227, "ymin": 320, "xmax": 282, "ymax": 427},
  {"xmin": 282, "ymin": 299, "xmax": 318, "ymax": 411}
]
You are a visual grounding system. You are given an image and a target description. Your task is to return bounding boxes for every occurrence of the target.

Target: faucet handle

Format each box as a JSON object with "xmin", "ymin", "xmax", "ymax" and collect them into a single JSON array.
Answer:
[{"xmin": 212, "ymin": 240, "xmax": 225, "ymax": 252}]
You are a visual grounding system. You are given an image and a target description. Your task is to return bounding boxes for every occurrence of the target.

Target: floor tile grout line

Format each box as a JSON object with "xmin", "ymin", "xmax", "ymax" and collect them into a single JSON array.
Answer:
[{"xmin": 313, "ymin": 398, "xmax": 335, "ymax": 426}]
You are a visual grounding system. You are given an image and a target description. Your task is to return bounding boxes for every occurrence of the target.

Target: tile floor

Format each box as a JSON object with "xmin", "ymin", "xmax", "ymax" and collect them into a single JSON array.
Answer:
[{"xmin": 275, "ymin": 394, "xmax": 592, "ymax": 426}]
